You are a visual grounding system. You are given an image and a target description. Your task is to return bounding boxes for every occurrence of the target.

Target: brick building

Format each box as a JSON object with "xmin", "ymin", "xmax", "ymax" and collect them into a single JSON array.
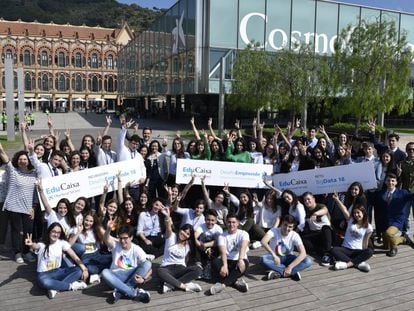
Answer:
[{"xmin": 0, "ymin": 18, "xmax": 133, "ymax": 112}]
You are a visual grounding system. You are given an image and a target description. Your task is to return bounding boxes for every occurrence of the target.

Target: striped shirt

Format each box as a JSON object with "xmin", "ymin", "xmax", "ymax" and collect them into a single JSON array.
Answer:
[{"xmin": 3, "ymin": 162, "xmax": 37, "ymax": 214}]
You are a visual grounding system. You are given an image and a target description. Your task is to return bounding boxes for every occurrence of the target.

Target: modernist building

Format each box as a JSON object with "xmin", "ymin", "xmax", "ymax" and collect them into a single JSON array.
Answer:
[
  {"xmin": 0, "ymin": 19, "xmax": 133, "ymax": 112},
  {"xmin": 118, "ymin": 0, "xmax": 414, "ymax": 119}
]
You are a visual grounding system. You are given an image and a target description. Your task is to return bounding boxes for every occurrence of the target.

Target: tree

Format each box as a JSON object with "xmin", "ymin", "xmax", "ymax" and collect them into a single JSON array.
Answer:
[
  {"xmin": 332, "ymin": 19, "xmax": 413, "ymax": 134},
  {"xmin": 228, "ymin": 43, "xmax": 274, "ymax": 113}
]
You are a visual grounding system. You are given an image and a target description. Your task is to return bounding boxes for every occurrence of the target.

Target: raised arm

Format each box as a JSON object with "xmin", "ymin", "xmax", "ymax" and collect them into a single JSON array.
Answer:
[
  {"xmin": 102, "ymin": 115, "xmax": 112, "ymax": 137},
  {"xmin": 35, "ymin": 179, "xmax": 54, "ymax": 216},
  {"xmin": 20, "ymin": 122, "xmax": 29, "ymax": 151},
  {"xmin": 160, "ymin": 206, "xmax": 172, "ymax": 239},
  {"xmin": 258, "ymin": 121, "xmax": 265, "ymax": 145},
  {"xmin": 190, "ymin": 117, "xmax": 201, "ymax": 140},
  {"xmin": 64, "ymin": 129, "xmax": 75, "ymax": 152},
  {"xmin": 207, "ymin": 117, "xmax": 221, "ymax": 141},
  {"xmin": 116, "ymin": 171, "xmax": 124, "ymax": 205},
  {"xmin": 277, "ymin": 125, "xmax": 292, "ymax": 149},
  {"xmin": 103, "ymin": 218, "xmax": 116, "ymax": 248},
  {"xmin": 332, "ymin": 192, "xmax": 351, "ymax": 220},
  {"xmin": 0, "ymin": 142, "xmax": 9, "ymax": 163},
  {"xmin": 98, "ymin": 181, "xmax": 109, "ymax": 218},
  {"xmin": 179, "ymin": 173, "xmax": 196, "ymax": 204},
  {"xmin": 252, "ymin": 118, "xmax": 257, "ymax": 139},
  {"xmin": 200, "ymin": 175, "xmax": 212, "ymax": 206},
  {"xmin": 263, "ymin": 177, "xmax": 282, "ymax": 197},
  {"xmin": 234, "ymin": 119, "xmax": 242, "ymax": 138}
]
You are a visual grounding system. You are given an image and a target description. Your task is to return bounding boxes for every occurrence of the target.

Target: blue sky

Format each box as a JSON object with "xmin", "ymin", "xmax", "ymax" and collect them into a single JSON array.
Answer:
[
  {"xmin": 118, "ymin": 0, "xmax": 414, "ymax": 13},
  {"xmin": 118, "ymin": 0, "xmax": 176, "ymax": 9}
]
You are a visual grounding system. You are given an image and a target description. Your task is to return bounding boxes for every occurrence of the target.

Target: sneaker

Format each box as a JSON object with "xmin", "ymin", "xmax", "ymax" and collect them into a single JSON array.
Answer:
[
  {"xmin": 146, "ymin": 254, "xmax": 155, "ymax": 261},
  {"xmin": 267, "ymin": 270, "xmax": 282, "ymax": 280},
  {"xmin": 250, "ymin": 241, "xmax": 262, "ymax": 249},
  {"xmin": 110, "ymin": 290, "xmax": 122, "ymax": 304},
  {"xmin": 357, "ymin": 262, "xmax": 371, "ymax": 272},
  {"xmin": 185, "ymin": 282, "xmax": 202, "ymax": 292},
  {"xmin": 334, "ymin": 261, "xmax": 348, "ymax": 270},
  {"xmin": 47, "ymin": 289, "xmax": 58, "ymax": 299},
  {"xmin": 15, "ymin": 253, "xmax": 24, "ymax": 264},
  {"xmin": 89, "ymin": 274, "xmax": 101, "ymax": 285},
  {"xmin": 162, "ymin": 282, "xmax": 173, "ymax": 294},
  {"xmin": 234, "ymin": 278, "xmax": 249, "ymax": 292},
  {"xmin": 23, "ymin": 252, "xmax": 36, "ymax": 263},
  {"xmin": 70, "ymin": 281, "xmax": 87, "ymax": 291},
  {"xmin": 210, "ymin": 282, "xmax": 225, "ymax": 295},
  {"xmin": 291, "ymin": 272, "xmax": 302, "ymax": 281},
  {"xmin": 386, "ymin": 248, "xmax": 398, "ymax": 257},
  {"xmin": 133, "ymin": 288, "xmax": 151, "ymax": 303},
  {"xmin": 321, "ymin": 255, "xmax": 331, "ymax": 267}
]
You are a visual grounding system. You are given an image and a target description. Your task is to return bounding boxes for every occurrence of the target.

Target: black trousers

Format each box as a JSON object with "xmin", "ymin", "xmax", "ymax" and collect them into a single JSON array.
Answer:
[
  {"xmin": 157, "ymin": 264, "xmax": 202, "ymax": 288},
  {"xmin": 212, "ymin": 258, "xmax": 249, "ymax": 286}
]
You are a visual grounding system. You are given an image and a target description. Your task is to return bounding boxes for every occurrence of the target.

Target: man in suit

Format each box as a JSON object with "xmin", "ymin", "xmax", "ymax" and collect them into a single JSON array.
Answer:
[{"xmin": 374, "ymin": 173, "xmax": 414, "ymax": 257}]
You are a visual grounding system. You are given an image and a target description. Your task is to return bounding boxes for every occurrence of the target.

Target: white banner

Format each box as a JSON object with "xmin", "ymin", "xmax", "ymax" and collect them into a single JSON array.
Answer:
[
  {"xmin": 39, "ymin": 158, "xmax": 144, "ymax": 209},
  {"xmin": 272, "ymin": 161, "xmax": 377, "ymax": 195},
  {"xmin": 176, "ymin": 159, "xmax": 273, "ymax": 188}
]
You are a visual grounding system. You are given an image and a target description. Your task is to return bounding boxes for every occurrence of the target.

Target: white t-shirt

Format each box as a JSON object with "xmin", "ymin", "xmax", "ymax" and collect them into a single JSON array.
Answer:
[
  {"xmin": 266, "ymin": 227, "xmax": 303, "ymax": 257},
  {"xmin": 160, "ymin": 232, "xmax": 190, "ymax": 267},
  {"xmin": 289, "ymin": 202, "xmax": 306, "ymax": 232},
  {"xmin": 218, "ymin": 229, "xmax": 250, "ymax": 260},
  {"xmin": 196, "ymin": 223, "xmax": 223, "ymax": 243},
  {"xmin": 342, "ymin": 220, "xmax": 373, "ymax": 250},
  {"xmin": 175, "ymin": 207, "xmax": 205, "ymax": 230},
  {"xmin": 36, "ymin": 240, "xmax": 71, "ymax": 272},
  {"xmin": 44, "ymin": 210, "xmax": 72, "ymax": 236},
  {"xmin": 110, "ymin": 241, "xmax": 147, "ymax": 271},
  {"xmin": 69, "ymin": 227, "xmax": 99, "ymax": 254},
  {"xmin": 254, "ymin": 202, "xmax": 281, "ymax": 228}
]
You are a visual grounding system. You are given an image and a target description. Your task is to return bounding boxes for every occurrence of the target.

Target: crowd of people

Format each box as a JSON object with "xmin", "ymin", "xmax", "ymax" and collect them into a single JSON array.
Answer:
[{"xmin": 0, "ymin": 114, "xmax": 413, "ymax": 304}]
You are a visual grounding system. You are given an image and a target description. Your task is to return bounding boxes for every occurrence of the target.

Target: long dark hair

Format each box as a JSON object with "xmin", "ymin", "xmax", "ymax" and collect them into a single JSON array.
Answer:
[
  {"xmin": 237, "ymin": 190, "xmax": 253, "ymax": 219},
  {"xmin": 345, "ymin": 182, "xmax": 367, "ymax": 208},
  {"xmin": 56, "ymin": 198, "xmax": 76, "ymax": 227},
  {"xmin": 82, "ymin": 211, "xmax": 104, "ymax": 243},
  {"xmin": 351, "ymin": 203, "xmax": 369, "ymax": 228},
  {"xmin": 42, "ymin": 222, "xmax": 66, "ymax": 259},
  {"xmin": 178, "ymin": 223, "xmax": 197, "ymax": 259}
]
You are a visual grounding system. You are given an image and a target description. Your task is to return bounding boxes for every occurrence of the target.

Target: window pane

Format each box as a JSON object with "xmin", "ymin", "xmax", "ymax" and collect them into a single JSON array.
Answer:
[
  {"xmin": 210, "ymin": 0, "xmax": 238, "ymax": 48},
  {"xmin": 238, "ymin": 0, "xmax": 266, "ymax": 49},
  {"xmin": 291, "ymin": 0, "xmax": 316, "ymax": 49},
  {"xmin": 316, "ymin": 1, "xmax": 339, "ymax": 55},
  {"xmin": 265, "ymin": 0, "xmax": 291, "ymax": 51}
]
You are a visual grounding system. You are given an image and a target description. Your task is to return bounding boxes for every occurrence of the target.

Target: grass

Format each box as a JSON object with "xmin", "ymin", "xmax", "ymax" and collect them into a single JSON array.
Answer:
[
  {"xmin": 388, "ymin": 127, "xmax": 414, "ymax": 134},
  {"xmin": 0, "ymin": 135, "xmax": 23, "ymax": 152}
]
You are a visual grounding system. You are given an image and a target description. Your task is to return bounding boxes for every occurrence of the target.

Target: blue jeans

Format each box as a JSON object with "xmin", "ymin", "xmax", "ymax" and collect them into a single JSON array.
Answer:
[
  {"xmin": 82, "ymin": 251, "xmax": 112, "ymax": 275},
  {"xmin": 37, "ymin": 266, "xmax": 82, "ymax": 291},
  {"xmin": 261, "ymin": 253, "xmax": 312, "ymax": 277},
  {"xmin": 101, "ymin": 260, "xmax": 151, "ymax": 297}
]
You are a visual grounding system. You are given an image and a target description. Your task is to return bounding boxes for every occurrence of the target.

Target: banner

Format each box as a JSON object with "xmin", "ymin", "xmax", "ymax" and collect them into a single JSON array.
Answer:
[
  {"xmin": 271, "ymin": 161, "xmax": 377, "ymax": 195},
  {"xmin": 39, "ymin": 158, "xmax": 144, "ymax": 210},
  {"xmin": 176, "ymin": 159, "xmax": 273, "ymax": 188}
]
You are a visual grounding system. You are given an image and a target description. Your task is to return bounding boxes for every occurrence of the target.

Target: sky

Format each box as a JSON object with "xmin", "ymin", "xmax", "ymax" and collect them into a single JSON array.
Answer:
[{"xmin": 118, "ymin": 0, "xmax": 414, "ymax": 13}]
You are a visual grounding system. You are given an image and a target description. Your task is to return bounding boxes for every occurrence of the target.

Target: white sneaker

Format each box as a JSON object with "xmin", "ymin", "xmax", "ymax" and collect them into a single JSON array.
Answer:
[
  {"xmin": 15, "ymin": 253, "xmax": 24, "ymax": 264},
  {"xmin": 89, "ymin": 274, "xmax": 101, "ymax": 284},
  {"xmin": 185, "ymin": 282, "xmax": 202, "ymax": 292},
  {"xmin": 47, "ymin": 289, "xmax": 57, "ymax": 299},
  {"xmin": 70, "ymin": 281, "xmax": 87, "ymax": 291},
  {"xmin": 334, "ymin": 261, "xmax": 348, "ymax": 270},
  {"xmin": 357, "ymin": 262, "xmax": 371, "ymax": 272},
  {"xmin": 250, "ymin": 241, "xmax": 262, "ymax": 249},
  {"xmin": 23, "ymin": 252, "xmax": 36, "ymax": 263},
  {"xmin": 162, "ymin": 282, "xmax": 173, "ymax": 294},
  {"xmin": 133, "ymin": 288, "xmax": 151, "ymax": 303},
  {"xmin": 210, "ymin": 282, "xmax": 225, "ymax": 295}
]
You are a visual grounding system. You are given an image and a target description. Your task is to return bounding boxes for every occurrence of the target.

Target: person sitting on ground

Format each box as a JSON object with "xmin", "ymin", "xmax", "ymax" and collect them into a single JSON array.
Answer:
[
  {"xmin": 101, "ymin": 221, "xmax": 152, "ymax": 304},
  {"xmin": 330, "ymin": 196, "xmax": 373, "ymax": 272},
  {"xmin": 157, "ymin": 208, "xmax": 203, "ymax": 293},
  {"xmin": 260, "ymin": 215, "xmax": 312, "ymax": 281},
  {"xmin": 195, "ymin": 209, "xmax": 223, "ymax": 280},
  {"xmin": 25, "ymin": 223, "xmax": 88, "ymax": 299},
  {"xmin": 210, "ymin": 213, "xmax": 250, "ymax": 295},
  {"xmin": 201, "ymin": 177, "xmax": 229, "ymax": 229}
]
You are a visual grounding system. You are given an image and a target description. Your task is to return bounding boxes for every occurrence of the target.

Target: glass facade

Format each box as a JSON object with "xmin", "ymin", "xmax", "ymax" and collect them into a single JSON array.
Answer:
[{"xmin": 118, "ymin": 0, "xmax": 414, "ymax": 98}]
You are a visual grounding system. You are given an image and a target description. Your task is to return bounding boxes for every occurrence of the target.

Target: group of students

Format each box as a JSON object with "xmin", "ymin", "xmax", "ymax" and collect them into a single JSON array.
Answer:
[{"xmin": 0, "ymin": 114, "xmax": 414, "ymax": 303}]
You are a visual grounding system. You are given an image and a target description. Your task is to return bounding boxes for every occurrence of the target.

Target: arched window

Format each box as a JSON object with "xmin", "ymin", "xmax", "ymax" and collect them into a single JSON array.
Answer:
[
  {"xmin": 91, "ymin": 53, "xmax": 98, "ymax": 68},
  {"xmin": 6, "ymin": 49, "xmax": 12, "ymax": 59},
  {"xmin": 24, "ymin": 73, "xmax": 31, "ymax": 90},
  {"xmin": 107, "ymin": 55, "xmax": 113, "ymax": 69},
  {"xmin": 41, "ymin": 51, "xmax": 48, "ymax": 67},
  {"xmin": 108, "ymin": 76, "xmax": 114, "ymax": 92},
  {"xmin": 41, "ymin": 74, "xmax": 48, "ymax": 91},
  {"xmin": 173, "ymin": 58, "xmax": 179, "ymax": 74},
  {"xmin": 58, "ymin": 52, "xmax": 65, "ymax": 67},
  {"xmin": 92, "ymin": 76, "xmax": 98, "ymax": 91},
  {"xmin": 75, "ymin": 52, "xmax": 82, "ymax": 68},
  {"xmin": 59, "ymin": 74, "xmax": 65, "ymax": 91},
  {"xmin": 75, "ymin": 75, "xmax": 82, "ymax": 91},
  {"xmin": 187, "ymin": 58, "xmax": 194, "ymax": 73},
  {"xmin": 24, "ymin": 50, "xmax": 31, "ymax": 66}
]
